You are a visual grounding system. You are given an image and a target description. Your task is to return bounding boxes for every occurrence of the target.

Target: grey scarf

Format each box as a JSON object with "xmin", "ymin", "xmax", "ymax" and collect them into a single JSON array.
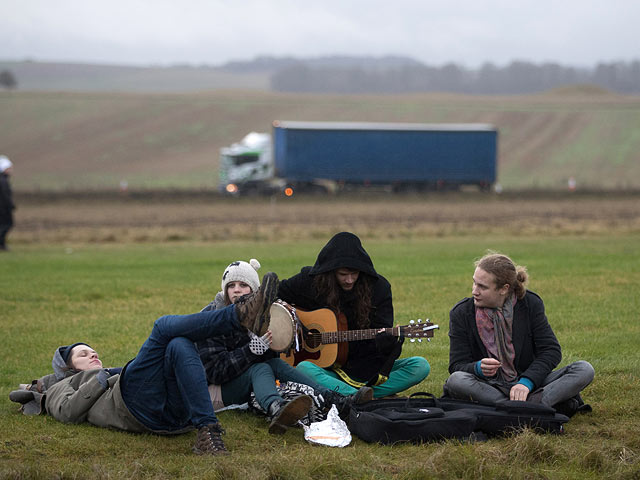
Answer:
[{"xmin": 475, "ymin": 293, "xmax": 517, "ymax": 382}]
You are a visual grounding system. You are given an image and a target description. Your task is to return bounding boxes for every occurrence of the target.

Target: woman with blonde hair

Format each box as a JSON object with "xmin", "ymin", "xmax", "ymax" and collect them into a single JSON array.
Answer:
[{"xmin": 444, "ymin": 252, "xmax": 594, "ymax": 417}]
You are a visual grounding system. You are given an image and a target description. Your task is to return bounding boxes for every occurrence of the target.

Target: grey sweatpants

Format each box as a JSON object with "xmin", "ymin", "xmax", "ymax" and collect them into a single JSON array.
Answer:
[{"xmin": 444, "ymin": 360, "xmax": 594, "ymax": 406}]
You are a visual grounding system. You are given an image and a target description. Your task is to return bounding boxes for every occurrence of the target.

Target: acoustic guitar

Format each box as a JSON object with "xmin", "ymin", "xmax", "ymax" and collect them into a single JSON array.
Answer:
[{"xmin": 280, "ymin": 308, "xmax": 438, "ymax": 368}]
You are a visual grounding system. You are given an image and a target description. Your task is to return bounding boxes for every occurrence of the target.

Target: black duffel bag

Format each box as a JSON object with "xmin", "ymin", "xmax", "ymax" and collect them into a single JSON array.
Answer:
[
  {"xmin": 349, "ymin": 392, "xmax": 570, "ymax": 445},
  {"xmin": 348, "ymin": 393, "xmax": 478, "ymax": 444},
  {"xmin": 435, "ymin": 396, "xmax": 569, "ymax": 436}
]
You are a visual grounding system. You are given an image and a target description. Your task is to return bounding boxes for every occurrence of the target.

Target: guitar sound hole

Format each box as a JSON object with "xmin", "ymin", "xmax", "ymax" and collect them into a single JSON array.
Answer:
[{"xmin": 305, "ymin": 329, "xmax": 322, "ymax": 349}]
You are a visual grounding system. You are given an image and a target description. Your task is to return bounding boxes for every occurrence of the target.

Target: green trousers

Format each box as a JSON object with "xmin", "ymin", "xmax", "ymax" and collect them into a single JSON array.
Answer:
[{"xmin": 296, "ymin": 356, "xmax": 430, "ymax": 398}]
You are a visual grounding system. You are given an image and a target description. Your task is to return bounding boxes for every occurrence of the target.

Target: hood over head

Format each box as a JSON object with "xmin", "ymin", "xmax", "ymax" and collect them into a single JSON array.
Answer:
[
  {"xmin": 53, "ymin": 343, "xmax": 91, "ymax": 380},
  {"xmin": 308, "ymin": 232, "xmax": 378, "ymax": 278}
]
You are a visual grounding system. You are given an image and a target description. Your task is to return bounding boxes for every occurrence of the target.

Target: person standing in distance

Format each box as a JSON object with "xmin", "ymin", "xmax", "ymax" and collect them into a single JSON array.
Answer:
[{"xmin": 0, "ymin": 155, "xmax": 15, "ymax": 251}]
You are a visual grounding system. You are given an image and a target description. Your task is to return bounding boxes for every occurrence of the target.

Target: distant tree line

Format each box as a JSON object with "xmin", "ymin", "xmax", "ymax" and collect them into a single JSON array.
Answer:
[{"xmin": 270, "ymin": 60, "xmax": 640, "ymax": 94}]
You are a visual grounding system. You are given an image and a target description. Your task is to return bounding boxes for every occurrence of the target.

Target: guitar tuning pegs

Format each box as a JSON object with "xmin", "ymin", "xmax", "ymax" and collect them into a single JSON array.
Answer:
[
  {"xmin": 427, "ymin": 338, "xmax": 431, "ymax": 342},
  {"xmin": 417, "ymin": 319, "xmax": 422, "ymax": 323},
  {"xmin": 410, "ymin": 338, "xmax": 416, "ymax": 343},
  {"xmin": 410, "ymin": 319, "xmax": 415, "ymax": 325},
  {"xmin": 418, "ymin": 339, "xmax": 422, "ymax": 343}
]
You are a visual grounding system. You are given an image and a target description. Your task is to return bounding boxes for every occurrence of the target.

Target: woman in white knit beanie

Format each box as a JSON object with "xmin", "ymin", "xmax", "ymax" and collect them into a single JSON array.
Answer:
[
  {"xmin": 197, "ymin": 258, "xmax": 373, "ymax": 434},
  {"xmin": 221, "ymin": 259, "xmax": 261, "ymax": 305}
]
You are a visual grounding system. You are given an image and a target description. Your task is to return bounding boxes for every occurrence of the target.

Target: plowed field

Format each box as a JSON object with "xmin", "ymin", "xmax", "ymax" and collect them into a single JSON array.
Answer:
[{"xmin": 12, "ymin": 192, "xmax": 640, "ymax": 244}]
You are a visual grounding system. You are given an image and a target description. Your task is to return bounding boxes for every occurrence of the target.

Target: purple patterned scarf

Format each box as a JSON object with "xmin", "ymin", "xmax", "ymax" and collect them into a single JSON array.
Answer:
[{"xmin": 475, "ymin": 293, "xmax": 517, "ymax": 382}]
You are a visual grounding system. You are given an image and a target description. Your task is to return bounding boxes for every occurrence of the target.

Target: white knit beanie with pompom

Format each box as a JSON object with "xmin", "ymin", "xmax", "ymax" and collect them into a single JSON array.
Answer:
[{"xmin": 221, "ymin": 259, "xmax": 261, "ymax": 294}]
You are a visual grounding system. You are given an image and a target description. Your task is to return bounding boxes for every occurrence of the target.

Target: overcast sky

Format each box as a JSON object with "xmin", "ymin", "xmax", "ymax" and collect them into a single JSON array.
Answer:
[{"xmin": 2, "ymin": 0, "xmax": 638, "ymax": 68}]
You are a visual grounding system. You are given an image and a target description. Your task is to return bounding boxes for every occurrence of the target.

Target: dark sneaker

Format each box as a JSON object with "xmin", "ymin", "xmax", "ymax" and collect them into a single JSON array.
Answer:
[
  {"xmin": 553, "ymin": 394, "xmax": 591, "ymax": 418},
  {"xmin": 9, "ymin": 389, "xmax": 36, "ymax": 404},
  {"xmin": 267, "ymin": 395, "xmax": 313, "ymax": 435},
  {"xmin": 323, "ymin": 386, "xmax": 374, "ymax": 419},
  {"xmin": 235, "ymin": 272, "xmax": 279, "ymax": 336},
  {"xmin": 353, "ymin": 386, "xmax": 374, "ymax": 405},
  {"xmin": 553, "ymin": 398, "xmax": 579, "ymax": 417},
  {"xmin": 192, "ymin": 423, "xmax": 229, "ymax": 456}
]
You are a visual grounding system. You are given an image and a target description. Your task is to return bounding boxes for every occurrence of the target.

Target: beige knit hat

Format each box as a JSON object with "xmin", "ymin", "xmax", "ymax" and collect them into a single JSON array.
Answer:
[{"xmin": 221, "ymin": 259, "xmax": 261, "ymax": 294}]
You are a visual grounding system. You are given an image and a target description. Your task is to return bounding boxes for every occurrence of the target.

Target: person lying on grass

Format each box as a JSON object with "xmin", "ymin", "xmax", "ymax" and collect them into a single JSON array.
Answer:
[
  {"xmin": 9, "ymin": 272, "xmax": 280, "ymax": 456},
  {"xmin": 197, "ymin": 258, "xmax": 373, "ymax": 434},
  {"xmin": 444, "ymin": 252, "xmax": 595, "ymax": 417}
]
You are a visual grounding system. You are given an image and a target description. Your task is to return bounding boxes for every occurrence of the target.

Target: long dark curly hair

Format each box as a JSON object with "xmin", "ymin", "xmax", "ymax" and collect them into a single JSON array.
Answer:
[{"xmin": 312, "ymin": 271, "xmax": 373, "ymax": 329}]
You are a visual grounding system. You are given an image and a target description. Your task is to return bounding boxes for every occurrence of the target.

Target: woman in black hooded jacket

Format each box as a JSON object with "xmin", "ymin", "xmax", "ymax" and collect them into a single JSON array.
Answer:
[{"xmin": 278, "ymin": 232, "xmax": 430, "ymax": 398}]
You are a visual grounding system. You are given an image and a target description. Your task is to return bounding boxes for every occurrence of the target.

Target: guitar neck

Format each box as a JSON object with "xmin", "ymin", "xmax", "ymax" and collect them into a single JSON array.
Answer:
[{"xmin": 321, "ymin": 327, "xmax": 399, "ymax": 344}]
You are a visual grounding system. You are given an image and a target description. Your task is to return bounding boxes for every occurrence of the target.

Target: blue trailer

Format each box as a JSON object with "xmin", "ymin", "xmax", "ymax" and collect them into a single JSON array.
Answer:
[{"xmin": 219, "ymin": 121, "xmax": 497, "ymax": 194}]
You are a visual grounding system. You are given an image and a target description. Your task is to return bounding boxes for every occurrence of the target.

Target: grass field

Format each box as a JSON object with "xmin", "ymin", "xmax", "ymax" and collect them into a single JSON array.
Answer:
[{"xmin": 2, "ymin": 215, "xmax": 639, "ymax": 478}]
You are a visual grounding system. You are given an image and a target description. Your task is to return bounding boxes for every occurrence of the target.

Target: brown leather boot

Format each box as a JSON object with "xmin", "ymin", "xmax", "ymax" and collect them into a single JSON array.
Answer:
[
  {"xmin": 267, "ymin": 395, "xmax": 313, "ymax": 435},
  {"xmin": 192, "ymin": 423, "xmax": 229, "ymax": 455},
  {"xmin": 234, "ymin": 272, "xmax": 279, "ymax": 336}
]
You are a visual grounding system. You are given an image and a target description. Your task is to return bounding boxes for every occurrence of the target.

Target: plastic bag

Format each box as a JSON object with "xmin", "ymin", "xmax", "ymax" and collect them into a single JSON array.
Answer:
[{"xmin": 303, "ymin": 405, "xmax": 352, "ymax": 447}]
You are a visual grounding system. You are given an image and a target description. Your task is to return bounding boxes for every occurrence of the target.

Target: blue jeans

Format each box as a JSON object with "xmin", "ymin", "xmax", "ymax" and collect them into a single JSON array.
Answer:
[
  {"xmin": 120, "ymin": 306, "xmax": 242, "ymax": 432},
  {"xmin": 222, "ymin": 357, "xmax": 329, "ymax": 411}
]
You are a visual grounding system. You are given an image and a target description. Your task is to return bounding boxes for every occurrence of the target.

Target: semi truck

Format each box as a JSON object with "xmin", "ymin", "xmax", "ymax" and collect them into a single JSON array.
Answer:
[{"xmin": 219, "ymin": 121, "xmax": 497, "ymax": 195}]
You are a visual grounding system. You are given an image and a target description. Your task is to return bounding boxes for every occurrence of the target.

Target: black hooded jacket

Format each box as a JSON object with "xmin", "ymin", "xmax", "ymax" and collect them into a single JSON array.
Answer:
[
  {"xmin": 0, "ymin": 172, "xmax": 14, "ymax": 224},
  {"xmin": 278, "ymin": 232, "xmax": 403, "ymax": 384}
]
